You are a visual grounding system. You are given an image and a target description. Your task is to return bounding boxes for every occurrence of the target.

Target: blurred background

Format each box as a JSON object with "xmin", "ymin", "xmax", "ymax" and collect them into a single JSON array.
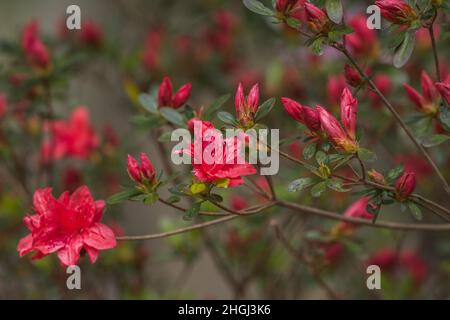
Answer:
[{"xmin": 0, "ymin": 0, "xmax": 449, "ymax": 299}]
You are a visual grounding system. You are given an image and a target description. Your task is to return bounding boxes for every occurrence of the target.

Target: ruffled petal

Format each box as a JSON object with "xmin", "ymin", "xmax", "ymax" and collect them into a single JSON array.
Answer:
[
  {"xmin": 83, "ymin": 223, "xmax": 117, "ymax": 250},
  {"xmin": 17, "ymin": 234, "xmax": 34, "ymax": 257},
  {"xmin": 56, "ymin": 235, "xmax": 84, "ymax": 266},
  {"xmin": 84, "ymin": 245, "xmax": 99, "ymax": 263}
]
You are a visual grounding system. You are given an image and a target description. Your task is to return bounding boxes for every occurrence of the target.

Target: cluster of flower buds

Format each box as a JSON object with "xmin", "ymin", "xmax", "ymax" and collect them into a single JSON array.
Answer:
[
  {"xmin": 157, "ymin": 76, "xmax": 192, "ymax": 109},
  {"xmin": 395, "ymin": 171, "xmax": 416, "ymax": 201},
  {"xmin": 235, "ymin": 82, "xmax": 260, "ymax": 127},
  {"xmin": 22, "ymin": 21, "xmax": 50, "ymax": 70},
  {"xmin": 435, "ymin": 77, "xmax": 450, "ymax": 104},
  {"xmin": 375, "ymin": 0, "xmax": 418, "ymax": 26},
  {"xmin": 127, "ymin": 152, "xmax": 157, "ymax": 185},
  {"xmin": 303, "ymin": 2, "xmax": 329, "ymax": 33},
  {"xmin": 403, "ymin": 71, "xmax": 440, "ymax": 115}
]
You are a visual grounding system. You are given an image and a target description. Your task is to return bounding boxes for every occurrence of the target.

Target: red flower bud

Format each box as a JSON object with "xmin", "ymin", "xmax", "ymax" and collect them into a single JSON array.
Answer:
[
  {"xmin": 421, "ymin": 71, "xmax": 438, "ymax": 103},
  {"xmin": 172, "ymin": 83, "xmax": 192, "ymax": 108},
  {"xmin": 140, "ymin": 152, "xmax": 156, "ymax": 182},
  {"xmin": 22, "ymin": 21, "xmax": 50, "ymax": 69},
  {"xmin": 435, "ymin": 79, "xmax": 450, "ymax": 104},
  {"xmin": 340, "ymin": 87, "xmax": 358, "ymax": 140},
  {"xmin": 395, "ymin": 171, "xmax": 416, "ymax": 200},
  {"xmin": 304, "ymin": 2, "xmax": 328, "ymax": 33},
  {"xmin": 234, "ymin": 82, "xmax": 260, "ymax": 126},
  {"xmin": 157, "ymin": 76, "xmax": 192, "ymax": 109},
  {"xmin": 403, "ymin": 71, "xmax": 438, "ymax": 114},
  {"xmin": 375, "ymin": 0, "xmax": 418, "ymax": 25},
  {"xmin": 368, "ymin": 169, "xmax": 386, "ymax": 184},
  {"xmin": 344, "ymin": 64, "xmax": 363, "ymax": 88},
  {"xmin": 281, "ymin": 97, "xmax": 321, "ymax": 132},
  {"xmin": 127, "ymin": 155, "xmax": 142, "ymax": 183}
]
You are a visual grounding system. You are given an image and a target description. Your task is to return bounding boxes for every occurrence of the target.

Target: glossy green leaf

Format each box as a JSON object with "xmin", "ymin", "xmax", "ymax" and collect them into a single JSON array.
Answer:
[
  {"xmin": 422, "ymin": 134, "xmax": 450, "ymax": 148},
  {"xmin": 159, "ymin": 107, "xmax": 186, "ymax": 127},
  {"xmin": 204, "ymin": 94, "xmax": 231, "ymax": 120},
  {"xmin": 255, "ymin": 98, "xmax": 276, "ymax": 122},
  {"xmin": 287, "ymin": 178, "xmax": 316, "ymax": 192},
  {"xmin": 217, "ymin": 111, "xmax": 237, "ymax": 125},
  {"xmin": 311, "ymin": 181, "xmax": 328, "ymax": 197},
  {"xmin": 326, "ymin": 0, "xmax": 343, "ymax": 24},
  {"xmin": 243, "ymin": 0, "xmax": 274, "ymax": 16},
  {"xmin": 393, "ymin": 31, "xmax": 415, "ymax": 68}
]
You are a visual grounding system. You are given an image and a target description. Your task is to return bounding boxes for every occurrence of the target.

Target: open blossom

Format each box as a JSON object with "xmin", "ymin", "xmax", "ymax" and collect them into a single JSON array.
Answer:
[
  {"xmin": 22, "ymin": 21, "xmax": 50, "ymax": 69},
  {"xmin": 317, "ymin": 88, "xmax": 359, "ymax": 153},
  {"xmin": 303, "ymin": 2, "xmax": 328, "ymax": 33},
  {"xmin": 435, "ymin": 76, "xmax": 450, "ymax": 104},
  {"xmin": 346, "ymin": 15, "xmax": 379, "ymax": 59},
  {"xmin": 41, "ymin": 107, "xmax": 99, "ymax": 162},
  {"xmin": 127, "ymin": 153, "xmax": 156, "ymax": 184},
  {"xmin": 366, "ymin": 248, "xmax": 427, "ymax": 285},
  {"xmin": 157, "ymin": 76, "xmax": 192, "ymax": 109},
  {"xmin": 375, "ymin": 0, "xmax": 418, "ymax": 25},
  {"xmin": 403, "ymin": 71, "xmax": 439, "ymax": 114},
  {"xmin": 181, "ymin": 120, "xmax": 256, "ymax": 187},
  {"xmin": 235, "ymin": 82, "xmax": 260, "ymax": 126},
  {"xmin": 0, "ymin": 94, "xmax": 6, "ymax": 119},
  {"xmin": 395, "ymin": 171, "xmax": 416, "ymax": 200},
  {"xmin": 281, "ymin": 97, "xmax": 320, "ymax": 132},
  {"xmin": 17, "ymin": 186, "xmax": 116, "ymax": 266}
]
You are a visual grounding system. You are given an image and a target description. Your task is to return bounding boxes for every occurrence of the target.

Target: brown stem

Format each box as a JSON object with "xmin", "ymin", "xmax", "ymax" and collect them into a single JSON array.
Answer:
[{"xmin": 428, "ymin": 8, "xmax": 441, "ymax": 81}]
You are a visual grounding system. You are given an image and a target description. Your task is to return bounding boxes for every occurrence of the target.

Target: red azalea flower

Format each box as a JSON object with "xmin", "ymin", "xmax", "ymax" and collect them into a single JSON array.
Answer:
[
  {"xmin": 17, "ymin": 186, "xmax": 117, "ymax": 266},
  {"xmin": 157, "ymin": 76, "xmax": 192, "ymax": 109},
  {"xmin": 22, "ymin": 21, "xmax": 50, "ymax": 69},
  {"xmin": 375, "ymin": 0, "xmax": 418, "ymax": 25},
  {"xmin": 127, "ymin": 153, "xmax": 156, "ymax": 184},
  {"xmin": 395, "ymin": 171, "xmax": 416, "ymax": 200},
  {"xmin": 435, "ymin": 76, "xmax": 450, "ymax": 104},
  {"xmin": 181, "ymin": 120, "xmax": 256, "ymax": 187},
  {"xmin": 41, "ymin": 107, "xmax": 99, "ymax": 162},
  {"xmin": 281, "ymin": 97, "xmax": 321, "ymax": 132},
  {"xmin": 80, "ymin": 20, "xmax": 104, "ymax": 47},
  {"xmin": 327, "ymin": 75, "xmax": 346, "ymax": 107},
  {"xmin": 346, "ymin": 15, "xmax": 379, "ymax": 59},
  {"xmin": 403, "ymin": 71, "xmax": 439, "ymax": 114},
  {"xmin": 303, "ymin": 2, "xmax": 328, "ymax": 33},
  {"xmin": 235, "ymin": 82, "xmax": 260, "ymax": 126},
  {"xmin": 340, "ymin": 87, "xmax": 358, "ymax": 141},
  {"xmin": 335, "ymin": 197, "xmax": 374, "ymax": 234}
]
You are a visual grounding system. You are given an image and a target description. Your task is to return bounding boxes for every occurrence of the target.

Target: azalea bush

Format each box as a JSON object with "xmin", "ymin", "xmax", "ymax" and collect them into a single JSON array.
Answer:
[{"xmin": 1, "ymin": 0, "xmax": 450, "ymax": 299}]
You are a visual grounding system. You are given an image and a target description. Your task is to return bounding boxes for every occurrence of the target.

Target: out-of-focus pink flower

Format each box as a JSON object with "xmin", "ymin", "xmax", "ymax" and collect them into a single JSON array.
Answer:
[
  {"xmin": 230, "ymin": 195, "xmax": 248, "ymax": 211},
  {"xmin": 375, "ymin": 0, "xmax": 418, "ymax": 25},
  {"xmin": 416, "ymin": 25, "xmax": 440, "ymax": 51},
  {"xmin": 288, "ymin": 141, "xmax": 303, "ymax": 159},
  {"xmin": 102, "ymin": 124, "xmax": 120, "ymax": 148},
  {"xmin": 157, "ymin": 76, "xmax": 192, "ymax": 109},
  {"xmin": 394, "ymin": 154, "xmax": 432, "ymax": 181},
  {"xmin": 22, "ymin": 21, "xmax": 51, "ymax": 69},
  {"xmin": 17, "ymin": 186, "xmax": 116, "ymax": 266},
  {"xmin": 435, "ymin": 76, "xmax": 450, "ymax": 104},
  {"xmin": 127, "ymin": 153, "xmax": 156, "ymax": 184},
  {"xmin": 366, "ymin": 248, "xmax": 427, "ymax": 286},
  {"xmin": 281, "ymin": 97, "xmax": 321, "ymax": 132},
  {"xmin": 142, "ymin": 27, "xmax": 164, "ymax": 72},
  {"xmin": 395, "ymin": 171, "xmax": 416, "ymax": 200},
  {"xmin": 303, "ymin": 2, "xmax": 328, "ymax": 33},
  {"xmin": 340, "ymin": 88, "xmax": 358, "ymax": 140},
  {"xmin": 63, "ymin": 167, "xmax": 83, "ymax": 193},
  {"xmin": 181, "ymin": 120, "xmax": 256, "ymax": 187},
  {"xmin": 0, "ymin": 94, "xmax": 7, "ymax": 119},
  {"xmin": 80, "ymin": 20, "xmax": 103, "ymax": 47},
  {"xmin": 203, "ymin": 10, "xmax": 237, "ymax": 52},
  {"xmin": 334, "ymin": 197, "xmax": 374, "ymax": 234},
  {"xmin": 403, "ymin": 71, "xmax": 439, "ymax": 114},
  {"xmin": 346, "ymin": 15, "xmax": 379, "ymax": 59},
  {"xmin": 344, "ymin": 64, "xmax": 363, "ymax": 88},
  {"xmin": 327, "ymin": 75, "xmax": 346, "ymax": 107},
  {"xmin": 324, "ymin": 242, "xmax": 344, "ymax": 264},
  {"xmin": 41, "ymin": 107, "xmax": 99, "ymax": 162},
  {"xmin": 368, "ymin": 74, "xmax": 391, "ymax": 109},
  {"xmin": 235, "ymin": 82, "xmax": 260, "ymax": 126}
]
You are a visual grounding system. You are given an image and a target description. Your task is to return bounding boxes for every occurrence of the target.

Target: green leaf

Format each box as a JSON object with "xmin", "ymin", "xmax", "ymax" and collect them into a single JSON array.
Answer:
[
  {"xmin": 217, "ymin": 111, "xmax": 237, "ymax": 126},
  {"xmin": 183, "ymin": 202, "xmax": 201, "ymax": 221},
  {"xmin": 203, "ymin": 94, "xmax": 231, "ymax": 120},
  {"xmin": 315, "ymin": 150, "xmax": 327, "ymax": 164},
  {"xmin": 327, "ymin": 179, "xmax": 350, "ymax": 192},
  {"xmin": 130, "ymin": 114, "xmax": 164, "ymax": 129},
  {"xmin": 138, "ymin": 93, "xmax": 157, "ymax": 113},
  {"xmin": 242, "ymin": 0, "xmax": 274, "ymax": 16},
  {"xmin": 287, "ymin": 178, "xmax": 316, "ymax": 192},
  {"xmin": 325, "ymin": 0, "xmax": 343, "ymax": 24},
  {"xmin": 393, "ymin": 31, "xmax": 415, "ymax": 68},
  {"xmin": 386, "ymin": 163, "xmax": 404, "ymax": 183},
  {"xmin": 158, "ymin": 131, "xmax": 173, "ymax": 142},
  {"xmin": 159, "ymin": 107, "xmax": 186, "ymax": 127},
  {"xmin": 255, "ymin": 98, "xmax": 276, "ymax": 122},
  {"xmin": 408, "ymin": 202, "xmax": 423, "ymax": 221},
  {"xmin": 357, "ymin": 148, "xmax": 377, "ymax": 162},
  {"xmin": 422, "ymin": 134, "xmax": 450, "ymax": 148},
  {"xmin": 166, "ymin": 195, "xmax": 181, "ymax": 204},
  {"xmin": 303, "ymin": 142, "xmax": 317, "ymax": 160},
  {"xmin": 439, "ymin": 105, "xmax": 450, "ymax": 131},
  {"xmin": 144, "ymin": 193, "xmax": 159, "ymax": 205},
  {"xmin": 311, "ymin": 181, "xmax": 328, "ymax": 197},
  {"xmin": 286, "ymin": 18, "xmax": 301, "ymax": 29},
  {"xmin": 310, "ymin": 37, "xmax": 325, "ymax": 56},
  {"xmin": 107, "ymin": 188, "xmax": 141, "ymax": 205}
]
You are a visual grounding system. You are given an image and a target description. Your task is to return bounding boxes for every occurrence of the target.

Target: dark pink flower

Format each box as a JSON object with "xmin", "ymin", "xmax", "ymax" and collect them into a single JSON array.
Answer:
[
  {"xmin": 335, "ymin": 197, "xmax": 374, "ymax": 234},
  {"xmin": 435, "ymin": 76, "xmax": 450, "ymax": 104},
  {"xmin": 303, "ymin": 2, "xmax": 328, "ymax": 33},
  {"xmin": 327, "ymin": 75, "xmax": 346, "ymax": 106},
  {"xmin": 41, "ymin": 107, "xmax": 99, "ymax": 162},
  {"xmin": 22, "ymin": 21, "xmax": 51, "ymax": 69},
  {"xmin": 235, "ymin": 82, "xmax": 260, "ymax": 126},
  {"xmin": 346, "ymin": 15, "xmax": 379, "ymax": 59},
  {"xmin": 127, "ymin": 153, "xmax": 156, "ymax": 184},
  {"xmin": 403, "ymin": 71, "xmax": 439, "ymax": 114},
  {"xmin": 157, "ymin": 76, "xmax": 192, "ymax": 109},
  {"xmin": 142, "ymin": 27, "xmax": 164, "ymax": 72},
  {"xmin": 375, "ymin": 0, "xmax": 418, "ymax": 25},
  {"xmin": 17, "ymin": 186, "xmax": 116, "ymax": 266},
  {"xmin": 281, "ymin": 97, "xmax": 320, "ymax": 132},
  {"xmin": 395, "ymin": 171, "xmax": 416, "ymax": 200},
  {"xmin": 340, "ymin": 88, "xmax": 358, "ymax": 140}
]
